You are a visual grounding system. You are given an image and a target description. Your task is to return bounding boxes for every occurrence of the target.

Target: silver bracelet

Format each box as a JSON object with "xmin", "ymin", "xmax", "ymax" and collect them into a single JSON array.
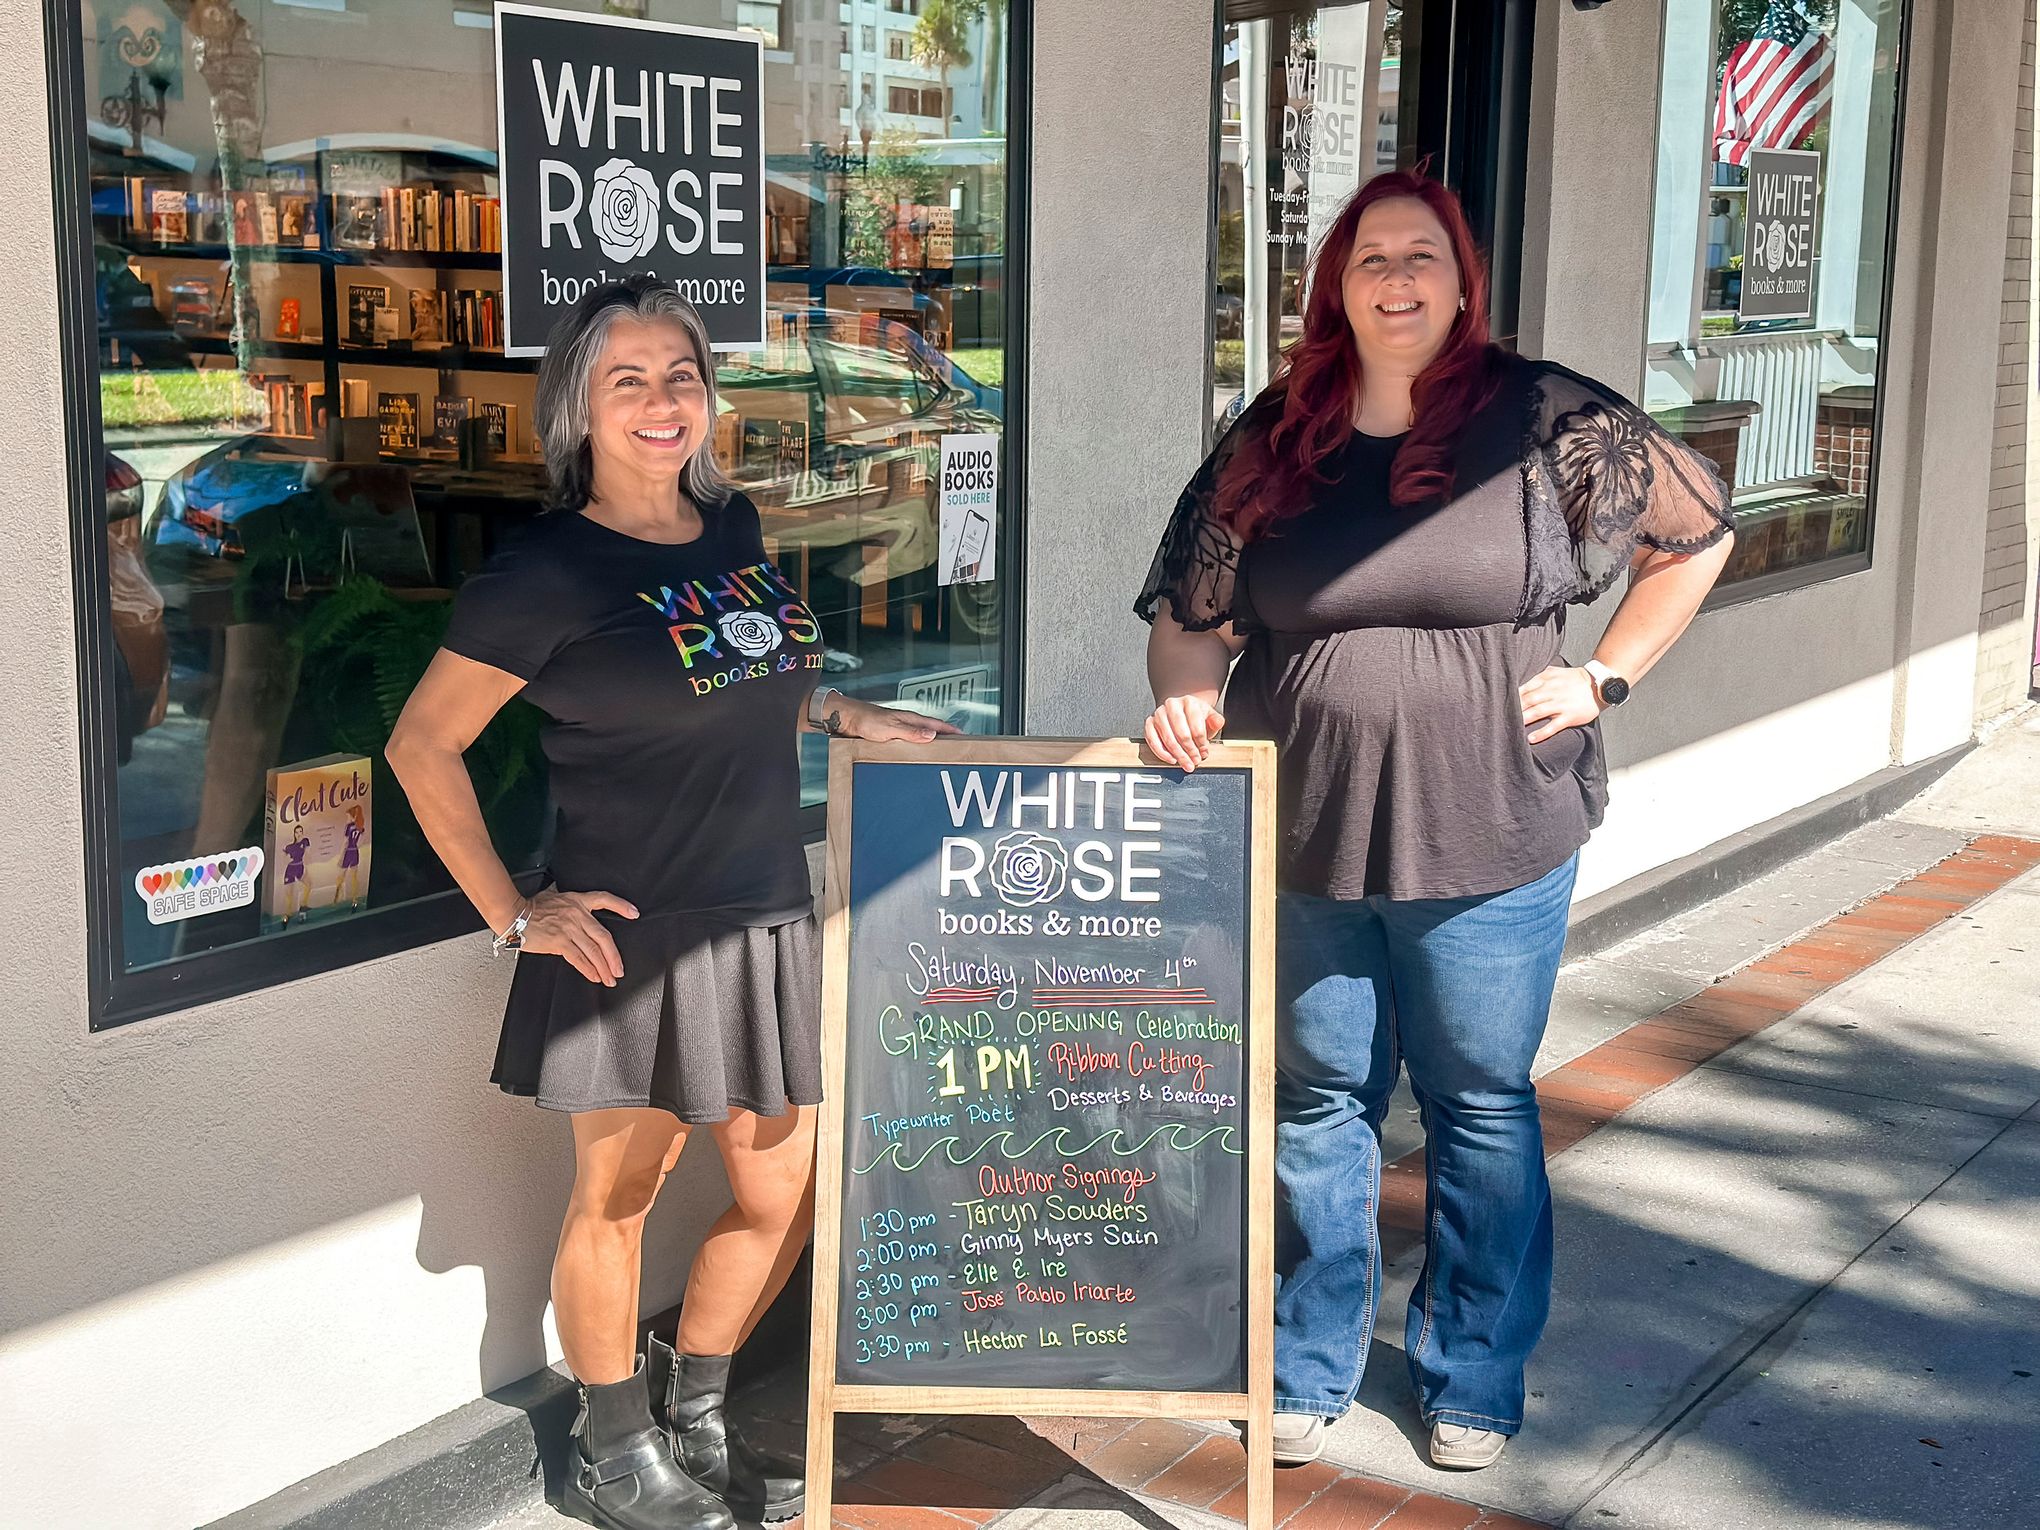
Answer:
[
  {"xmin": 809, "ymin": 685, "xmax": 849, "ymax": 737},
  {"xmin": 491, "ymin": 900, "xmax": 530, "ymax": 956}
]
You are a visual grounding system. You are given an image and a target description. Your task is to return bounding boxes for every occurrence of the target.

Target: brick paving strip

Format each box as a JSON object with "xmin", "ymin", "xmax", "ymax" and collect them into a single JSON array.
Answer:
[{"xmin": 784, "ymin": 835, "xmax": 2040, "ymax": 1530}]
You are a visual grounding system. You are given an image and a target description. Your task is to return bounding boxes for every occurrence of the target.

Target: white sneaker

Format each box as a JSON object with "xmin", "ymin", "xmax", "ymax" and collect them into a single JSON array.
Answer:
[
  {"xmin": 1429, "ymin": 1421, "xmax": 1508, "ymax": 1470},
  {"xmin": 1271, "ymin": 1412, "xmax": 1327, "ymax": 1466}
]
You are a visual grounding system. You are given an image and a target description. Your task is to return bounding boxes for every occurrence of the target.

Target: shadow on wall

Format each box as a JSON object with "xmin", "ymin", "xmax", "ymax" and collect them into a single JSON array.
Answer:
[
  {"xmin": 409, "ymin": 1121, "xmax": 737, "ymax": 1393},
  {"xmin": 4, "ymin": 946, "xmax": 734, "ymax": 1398}
]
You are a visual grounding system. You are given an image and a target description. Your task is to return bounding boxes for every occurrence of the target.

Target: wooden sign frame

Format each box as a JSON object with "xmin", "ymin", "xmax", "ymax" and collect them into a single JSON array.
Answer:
[{"xmin": 806, "ymin": 736, "xmax": 1277, "ymax": 1529}]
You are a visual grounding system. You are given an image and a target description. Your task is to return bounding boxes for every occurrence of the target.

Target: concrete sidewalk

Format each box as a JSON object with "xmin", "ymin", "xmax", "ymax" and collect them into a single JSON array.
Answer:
[{"xmin": 492, "ymin": 713, "xmax": 2040, "ymax": 1530}]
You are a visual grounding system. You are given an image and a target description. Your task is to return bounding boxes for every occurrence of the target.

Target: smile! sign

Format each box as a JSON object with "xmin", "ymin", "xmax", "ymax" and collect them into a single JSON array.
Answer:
[{"xmin": 493, "ymin": 2, "xmax": 765, "ymax": 355}]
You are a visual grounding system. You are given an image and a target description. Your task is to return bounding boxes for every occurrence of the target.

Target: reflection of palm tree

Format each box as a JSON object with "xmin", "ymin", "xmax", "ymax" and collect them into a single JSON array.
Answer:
[
  {"xmin": 912, "ymin": 0, "xmax": 978, "ymax": 131},
  {"xmin": 978, "ymin": 1, "xmax": 1005, "ymax": 132}
]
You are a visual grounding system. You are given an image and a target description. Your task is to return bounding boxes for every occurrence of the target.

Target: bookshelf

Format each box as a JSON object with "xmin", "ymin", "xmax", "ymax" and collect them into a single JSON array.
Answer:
[{"xmin": 96, "ymin": 148, "xmax": 541, "ymax": 471}]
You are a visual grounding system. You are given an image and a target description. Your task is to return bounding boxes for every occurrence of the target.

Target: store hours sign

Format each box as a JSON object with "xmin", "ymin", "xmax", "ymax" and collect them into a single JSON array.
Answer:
[{"xmin": 493, "ymin": 2, "xmax": 765, "ymax": 354}]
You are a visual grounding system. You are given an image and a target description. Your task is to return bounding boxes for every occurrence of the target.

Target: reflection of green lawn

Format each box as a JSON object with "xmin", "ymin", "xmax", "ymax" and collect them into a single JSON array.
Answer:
[
  {"xmin": 101, "ymin": 368, "xmax": 259, "ymax": 429},
  {"xmin": 947, "ymin": 347, "xmax": 1005, "ymax": 390},
  {"xmin": 1213, "ymin": 340, "xmax": 1246, "ymax": 387}
]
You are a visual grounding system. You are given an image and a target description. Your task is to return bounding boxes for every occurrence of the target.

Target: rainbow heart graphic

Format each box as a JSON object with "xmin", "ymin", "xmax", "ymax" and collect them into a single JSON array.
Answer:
[{"xmin": 135, "ymin": 847, "xmax": 267, "ymax": 926}]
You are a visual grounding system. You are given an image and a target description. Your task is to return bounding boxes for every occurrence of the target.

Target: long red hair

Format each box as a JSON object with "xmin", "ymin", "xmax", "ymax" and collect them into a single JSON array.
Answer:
[{"xmin": 1217, "ymin": 171, "xmax": 1502, "ymax": 538}]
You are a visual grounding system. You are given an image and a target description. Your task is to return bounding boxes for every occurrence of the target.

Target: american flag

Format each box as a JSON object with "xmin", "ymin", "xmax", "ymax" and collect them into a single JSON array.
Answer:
[{"xmin": 1713, "ymin": 1, "xmax": 1834, "ymax": 168}]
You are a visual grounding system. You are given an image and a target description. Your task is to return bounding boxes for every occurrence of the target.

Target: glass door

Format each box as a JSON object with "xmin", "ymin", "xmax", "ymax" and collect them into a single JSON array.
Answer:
[{"xmin": 1212, "ymin": 0, "xmax": 1532, "ymax": 428}]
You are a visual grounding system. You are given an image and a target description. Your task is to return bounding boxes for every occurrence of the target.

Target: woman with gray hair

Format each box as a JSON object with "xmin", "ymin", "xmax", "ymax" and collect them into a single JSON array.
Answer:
[{"xmin": 390, "ymin": 276, "xmax": 951, "ymax": 1530}]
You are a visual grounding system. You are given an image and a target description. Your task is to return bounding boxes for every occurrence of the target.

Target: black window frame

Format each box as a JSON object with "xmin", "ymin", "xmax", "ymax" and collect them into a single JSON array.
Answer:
[{"xmin": 47, "ymin": 0, "xmax": 1033, "ymax": 1030}]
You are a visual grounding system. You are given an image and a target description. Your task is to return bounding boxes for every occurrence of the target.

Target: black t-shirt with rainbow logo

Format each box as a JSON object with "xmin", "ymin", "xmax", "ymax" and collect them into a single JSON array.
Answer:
[{"xmin": 444, "ymin": 493, "xmax": 822, "ymax": 923}]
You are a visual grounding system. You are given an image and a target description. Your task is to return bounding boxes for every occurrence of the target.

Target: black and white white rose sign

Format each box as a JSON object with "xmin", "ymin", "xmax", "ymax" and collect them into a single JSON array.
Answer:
[{"xmin": 494, "ymin": 2, "xmax": 764, "ymax": 354}]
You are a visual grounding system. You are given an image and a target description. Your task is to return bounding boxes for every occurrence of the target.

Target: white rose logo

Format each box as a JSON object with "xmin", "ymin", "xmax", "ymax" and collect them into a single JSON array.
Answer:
[
  {"xmin": 589, "ymin": 156, "xmax": 661, "ymax": 262},
  {"xmin": 986, "ymin": 831, "xmax": 1068, "ymax": 909},
  {"xmin": 718, "ymin": 609, "xmax": 783, "ymax": 659}
]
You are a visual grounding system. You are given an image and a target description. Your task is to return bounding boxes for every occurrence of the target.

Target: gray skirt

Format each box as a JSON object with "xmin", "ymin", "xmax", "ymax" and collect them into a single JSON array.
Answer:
[{"xmin": 492, "ymin": 909, "xmax": 822, "ymax": 1123}]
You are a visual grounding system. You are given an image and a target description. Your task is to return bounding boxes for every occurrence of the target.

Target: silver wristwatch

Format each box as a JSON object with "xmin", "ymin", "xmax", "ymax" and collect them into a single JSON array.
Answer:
[{"xmin": 1583, "ymin": 659, "xmax": 1632, "ymax": 708}]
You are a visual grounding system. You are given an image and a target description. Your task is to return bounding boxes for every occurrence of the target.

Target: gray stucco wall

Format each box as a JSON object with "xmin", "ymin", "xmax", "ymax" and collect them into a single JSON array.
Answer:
[
  {"xmin": 3, "ymin": 2, "xmax": 2033, "ymax": 1525},
  {"xmin": 1515, "ymin": 0, "xmax": 2019, "ymax": 894},
  {"xmin": 0, "ymin": 8, "xmax": 729, "ymax": 1527},
  {"xmin": 1888, "ymin": 0, "xmax": 2027, "ymax": 760},
  {"xmin": 1020, "ymin": 0, "xmax": 1215, "ymax": 736}
]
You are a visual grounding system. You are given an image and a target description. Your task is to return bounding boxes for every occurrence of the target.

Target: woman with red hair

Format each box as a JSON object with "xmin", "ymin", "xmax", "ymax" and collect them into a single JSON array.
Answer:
[{"xmin": 1138, "ymin": 172, "xmax": 1733, "ymax": 1471}]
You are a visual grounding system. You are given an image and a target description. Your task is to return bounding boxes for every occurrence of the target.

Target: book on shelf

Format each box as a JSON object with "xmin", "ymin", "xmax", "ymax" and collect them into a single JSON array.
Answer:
[
  {"xmin": 333, "ymin": 195, "xmax": 381, "ymax": 251},
  {"xmin": 264, "ymin": 754, "xmax": 372, "ymax": 925},
  {"xmin": 480, "ymin": 400, "xmax": 519, "ymax": 457},
  {"xmin": 347, "ymin": 284, "xmax": 390, "ymax": 347},
  {"xmin": 275, "ymin": 297, "xmax": 301, "ymax": 341},
  {"xmin": 279, "ymin": 196, "xmax": 307, "ymax": 244},
  {"xmin": 430, "ymin": 394, "xmax": 473, "ymax": 452},
  {"xmin": 230, "ymin": 191, "xmax": 259, "ymax": 246},
  {"xmin": 378, "ymin": 391, "xmax": 420, "ymax": 453},
  {"xmin": 339, "ymin": 378, "xmax": 372, "ymax": 418},
  {"xmin": 776, "ymin": 421, "xmax": 810, "ymax": 479},
  {"xmin": 258, "ymin": 196, "xmax": 280, "ymax": 247},
  {"xmin": 743, "ymin": 419, "xmax": 809, "ymax": 477},
  {"xmin": 251, "ymin": 372, "xmax": 325, "ymax": 440},
  {"xmin": 168, "ymin": 278, "xmax": 215, "ymax": 336},
  {"xmin": 149, "ymin": 188, "xmax": 188, "ymax": 245},
  {"xmin": 764, "ymin": 309, "xmax": 809, "ymax": 372},
  {"xmin": 447, "ymin": 287, "xmax": 503, "ymax": 350},
  {"xmin": 712, "ymin": 409, "xmax": 741, "ymax": 469},
  {"xmin": 409, "ymin": 289, "xmax": 444, "ymax": 345},
  {"xmin": 373, "ymin": 305, "xmax": 400, "ymax": 345},
  {"xmin": 372, "ymin": 182, "xmax": 504, "ymax": 254}
]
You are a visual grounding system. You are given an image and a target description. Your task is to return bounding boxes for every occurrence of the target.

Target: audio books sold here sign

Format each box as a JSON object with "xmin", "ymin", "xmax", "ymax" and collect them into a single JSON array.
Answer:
[{"xmin": 494, "ymin": 3, "xmax": 765, "ymax": 354}]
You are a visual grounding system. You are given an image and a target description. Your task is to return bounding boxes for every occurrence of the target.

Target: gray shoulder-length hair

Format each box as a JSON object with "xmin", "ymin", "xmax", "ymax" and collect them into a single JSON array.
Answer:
[{"xmin": 533, "ymin": 274, "xmax": 736, "ymax": 513}]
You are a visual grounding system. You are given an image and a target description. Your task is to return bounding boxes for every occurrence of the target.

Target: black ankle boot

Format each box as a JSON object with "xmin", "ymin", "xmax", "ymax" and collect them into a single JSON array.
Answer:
[
  {"xmin": 560, "ymin": 1359, "xmax": 735, "ymax": 1530},
  {"xmin": 650, "ymin": 1336, "xmax": 805, "ymax": 1524}
]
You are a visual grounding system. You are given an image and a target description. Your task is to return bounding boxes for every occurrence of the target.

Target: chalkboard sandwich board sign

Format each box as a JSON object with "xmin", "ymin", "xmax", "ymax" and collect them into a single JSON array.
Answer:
[{"xmin": 807, "ymin": 737, "xmax": 1277, "ymax": 1528}]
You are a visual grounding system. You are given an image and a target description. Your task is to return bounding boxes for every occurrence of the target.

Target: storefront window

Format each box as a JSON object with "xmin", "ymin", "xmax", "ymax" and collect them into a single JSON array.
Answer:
[
  {"xmin": 1214, "ymin": 1, "xmax": 1409, "ymax": 428},
  {"xmin": 66, "ymin": 0, "xmax": 1013, "ymax": 1020},
  {"xmin": 1645, "ymin": 0, "xmax": 1906, "ymax": 593}
]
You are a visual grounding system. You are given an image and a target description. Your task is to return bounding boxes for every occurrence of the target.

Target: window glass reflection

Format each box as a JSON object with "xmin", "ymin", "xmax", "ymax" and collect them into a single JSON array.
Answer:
[
  {"xmin": 1214, "ymin": 1, "xmax": 1406, "ymax": 430},
  {"xmin": 82, "ymin": 0, "xmax": 1009, "ymax": 976},
  {"xmin": 1645, "ymin": 0, "xmax": 1903, "ymax": 589}
]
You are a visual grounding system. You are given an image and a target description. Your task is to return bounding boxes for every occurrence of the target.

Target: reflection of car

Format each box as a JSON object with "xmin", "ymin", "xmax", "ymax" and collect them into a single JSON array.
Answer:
[
  {"xmin": 146, "ymin": 452, "xmax": 435, "ymax": 609},
  {"xmin": 767, "ymin": 264, "xmax": 936, "ymax": 321},
  {"xmin": 106, "ymin": 453, "xmax": 169, "ymax": 762},
  {"xmin": 1214, "ymin": 286, "xmax": 1244, "ymax": 339},
  {"xmin": 717, "ymin": 307, "xmax": 1003, "ymax": 633}
]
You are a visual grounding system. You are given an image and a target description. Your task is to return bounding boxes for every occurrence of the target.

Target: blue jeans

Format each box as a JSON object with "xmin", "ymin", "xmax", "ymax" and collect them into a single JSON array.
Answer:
[{"xmin": 1272, "ymin": 855, "xmax": 1577, "ymax": 1434}]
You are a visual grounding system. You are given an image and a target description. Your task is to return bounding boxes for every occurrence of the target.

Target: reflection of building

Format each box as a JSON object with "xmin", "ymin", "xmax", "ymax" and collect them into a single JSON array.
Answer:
[
  {"xmin": 835, "ymin": 0, "xmax": 1005, "ymax": 141},
  {"xmin": 10, "ymin": 1, "xmax": 2040, "ymax": 1527}
]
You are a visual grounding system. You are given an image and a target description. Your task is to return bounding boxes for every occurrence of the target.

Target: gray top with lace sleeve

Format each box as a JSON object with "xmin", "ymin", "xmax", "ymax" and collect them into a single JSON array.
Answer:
[{"xmin": 1135, "ymin": 354, "xmax": 1734, "ymax": 901}]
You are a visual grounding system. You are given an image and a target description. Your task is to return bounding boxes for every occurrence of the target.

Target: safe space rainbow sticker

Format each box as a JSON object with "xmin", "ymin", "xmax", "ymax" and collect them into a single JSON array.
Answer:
[{"xmin": 135, "ymin": 848, "xmax": 265, "ymax": 925}]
